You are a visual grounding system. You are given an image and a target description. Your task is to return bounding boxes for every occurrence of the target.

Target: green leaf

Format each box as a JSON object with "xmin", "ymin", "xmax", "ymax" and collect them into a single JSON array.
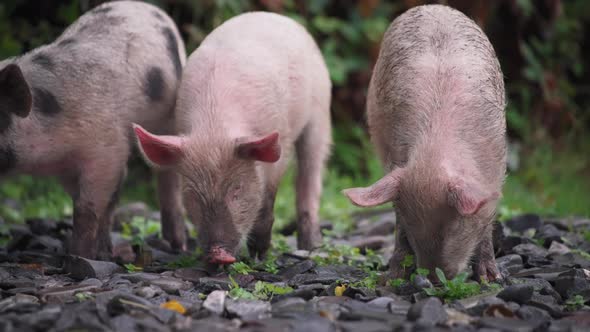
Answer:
[{"xmin": 435, "ymin": 268, "xmax": 447, "ymax": 285}]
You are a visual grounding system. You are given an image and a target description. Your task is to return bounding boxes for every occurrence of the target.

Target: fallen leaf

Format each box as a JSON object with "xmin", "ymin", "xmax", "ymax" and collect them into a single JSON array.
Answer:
[
  {"xmin": 334, "ymin": 285, "xmax": 346, "ymax": 297},
  {"xmin": 160, "ymin": 300, "xmax": 186, "ymax": 314}
]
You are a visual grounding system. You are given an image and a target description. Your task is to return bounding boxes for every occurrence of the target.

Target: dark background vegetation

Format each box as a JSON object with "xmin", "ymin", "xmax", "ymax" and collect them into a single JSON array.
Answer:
[{"xmin": 0, "ymin": 0, "xmax": 589, "ymax": 228}]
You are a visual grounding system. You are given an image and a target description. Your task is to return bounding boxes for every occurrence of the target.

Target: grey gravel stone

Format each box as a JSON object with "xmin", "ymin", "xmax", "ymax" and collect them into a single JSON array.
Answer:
[
  {"xmin": 497, "ymin": 284, "xmax": 534, "ymax": 304},
  {"xmin": 407, "ymin": 297, "xmax": 447, "ymax": 326},
  {"xmin": 203, "ymin": 290, "xmax": 226, "ymax": 315}
]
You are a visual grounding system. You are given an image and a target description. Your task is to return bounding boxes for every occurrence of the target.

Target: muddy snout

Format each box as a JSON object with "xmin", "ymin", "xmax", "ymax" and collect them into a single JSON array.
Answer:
[{"xmin": 208, "ymin": 246, "xmax": 236, "ymax": 265}]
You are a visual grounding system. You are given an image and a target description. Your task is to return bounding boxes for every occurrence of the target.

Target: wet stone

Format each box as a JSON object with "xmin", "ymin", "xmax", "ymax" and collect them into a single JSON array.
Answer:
[
  {"xmin": 465, "ymin": 296, "xmax": 506, "ymax": 316},
  {"xmin": 278, "ymin": 259, "xmax": 316, "ymax": 280},
  {"xmin": 407, "ymin": 297, "xmax": 447, "ymax": 326},
  {"xmin": 548, "ymin": 241, "xmax": 571, "ymax": 256},
  {"xmin": 497, "ymin": 284, "xmax": 534, "ymax": 304},
  {"xmin": 517, "ymin": 305, "xmax": 552, "ymax": 324},
  {"xmin": 225, "ymin": 299, "xmax": 271, "ymax": 320},
  {"xmin": 506, "ymin": 214, "xmax": 542, "ymax": 233},
  {"xmin": 508, "ymin": 277, "xmax": 562, "ymax": 302},
  {"xmin": 27, "ymin": 235, "xmax": 63, "ymax": 253},
  {"xmin": 349, "ymin": 235, "xmax": 389, "ymax": 251},
  {"xmin": 135, "ymin": 285, "xmax": 163, "ymax": 299},
  {"xmin": 203, "ymin": 290, "xmax": 226, "ymax": 315},
  {"xmin": 0, "ymin": 293, "xmax": 39, "ymax": 312},
  {"xmin": 478, "ymin": 317, "xmax": 536, "ymax": 332},
  {"xmin": 26, "ymin": 218, "xmax": 57, "ymax": 235},
  {"xmin": 196, "ymin": 277, "xmax": 232, "ymax": 292},
  {"xmin": 366, "ymin": 218, "xmax": 396, "ymax": 237},
  {"xmin": 496, "ymin": 254, "xmax": 524, "ymax": 275},
  {"xmin": 173, "ymin": 267, "xmax": 208, "ymax": 283},
  {"xmin": 512, "ymin": 243, "xmax": 549, "ymax": 259},
  {"xmin": 553, "ymin": 269, "xmax": 590, "ymax": 299},
  {"xmin": 536, "ymin": 224, "xmax": 564, "ymax": 245},
  {"xmin": 527, "ymin": 293, "xmax": 563, "ymax": 317},
  {"xmin": 64, "ymin": 255, "xmax": 124, "ymax": 280},
  {"xmin": 38, "ymin": 283, "xmax": 101, "ymax": 303},
  {"xmin": 412, "ymin": 275, "xmax": 433, "ymax": 290}
]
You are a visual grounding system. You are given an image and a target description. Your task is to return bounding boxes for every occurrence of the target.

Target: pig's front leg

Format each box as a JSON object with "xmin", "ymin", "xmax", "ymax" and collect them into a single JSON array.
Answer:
[
  {"xmin": 294, "ymin": 121, "xmax": 330, "ymax": 250},
  {"xmin": 66, "ymin": 159, "xmax": 125, "ymax": 260},
  {"xmin": 472, "ymin": 223, "xmax": 501, "ymax": 282},
  {"xmin": 247, "ymin": 190, "xmax": 276, "ymax": 260},
  {"xmin": 388, "ymin": 224, "xmax": 415, "ymax": 280},
  {"xmin": 158, "ymin": 170, "xmax": 186, "ymax": 251}
]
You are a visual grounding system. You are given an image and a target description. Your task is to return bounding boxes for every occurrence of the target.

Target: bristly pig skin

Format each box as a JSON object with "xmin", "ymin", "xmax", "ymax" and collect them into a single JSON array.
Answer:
[
  {"xmin": 343, "ymin": 4, "xmax": 506, "ymax": 282},
  {"xmin": 0, "ymin": 1, "xmax": 187, "ymax": 260},
  {"xmin": 133, "ymin": 12, "xmax": 333, "ymax": 263}
]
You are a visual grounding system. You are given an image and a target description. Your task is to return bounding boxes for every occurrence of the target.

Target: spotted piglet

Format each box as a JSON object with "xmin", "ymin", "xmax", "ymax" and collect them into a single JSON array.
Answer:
[
  {"xmin": 0, "ymin": 1, "xmax": 187, "ymax": 260},
  {"xmin": 133, "ymin": 12, "xmax": 332, "ymax": 264},
  {"xmin": 343, "ymin": 5, "xmax": 507, "ymax": 282}
]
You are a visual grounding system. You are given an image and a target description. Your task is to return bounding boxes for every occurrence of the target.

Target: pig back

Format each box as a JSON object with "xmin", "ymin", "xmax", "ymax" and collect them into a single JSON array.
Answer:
[
  {"xmin": 174, "ymin": 12, "xmax": 330, "ymax": 146},
  {"xmin": 367, "ymin": 4, "xmax": 506, "ymax": 182},
  {"xmin": 19, "ymin": 1, "xmax": 185, "ymax": 135}
]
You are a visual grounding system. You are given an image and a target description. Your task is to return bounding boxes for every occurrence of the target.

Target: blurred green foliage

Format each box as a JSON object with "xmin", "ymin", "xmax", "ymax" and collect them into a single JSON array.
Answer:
[{"xmin": 0, "ymin": 0, "xmax": 589, "ymax": 224}]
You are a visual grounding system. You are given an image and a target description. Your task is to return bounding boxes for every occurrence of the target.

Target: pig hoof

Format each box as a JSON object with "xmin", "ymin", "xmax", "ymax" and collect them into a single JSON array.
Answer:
[
  {"xmin": 208, "ymin": 247, "xmax": 236, "ymax": 265},
  {"xmin": 474, "ymin": 260, "xmax": 502, "ymax": 282}
]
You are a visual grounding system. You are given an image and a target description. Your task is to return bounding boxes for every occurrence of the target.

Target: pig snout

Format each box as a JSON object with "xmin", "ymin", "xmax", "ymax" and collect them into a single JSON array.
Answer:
[{"xmin": 208, "ymin": 246, "xmax": 236, "ymax": 265}]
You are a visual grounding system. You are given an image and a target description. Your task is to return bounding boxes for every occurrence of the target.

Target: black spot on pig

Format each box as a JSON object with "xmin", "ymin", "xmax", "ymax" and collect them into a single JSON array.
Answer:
[
  {"xmin": 31, "ymin": 53, "xmax": 54, "ymax": 71},
  {"xmin": 0, "ymin": 146, "xmax": 16, "ymax": 174},
  {"xmin": 162, "ymin": 27, "xmax": 182, "ymax": 79},
  {"xmin": 0, "ymin": 64, "xmax": 32, "ymax": 118},
  {"xmin": 58, "ymin": 38, "xmax": 76, "ymax": 47},
  {"xmin": 0, "ymin": 112, "xmax": 11, "ymax": 134},
  {"xmin": 152, "ymin": 10, "xmax": 165, "ymax": 21},
  {"xmin": 144, "ymin": 67, "xmax": 165, "ymax": 102},
  {"xmin": 33, "ymin": 88, "xmax": 62, "ymax": 115}
]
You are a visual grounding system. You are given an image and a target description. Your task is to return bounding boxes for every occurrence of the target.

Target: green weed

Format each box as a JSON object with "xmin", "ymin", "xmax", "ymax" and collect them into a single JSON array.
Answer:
[
  {"xmin": 423, "ymin": 268, "xmax": 481, "ymax": 301},
  {"xmin": 124, "ymin": 263, "xmax": 143, "ymax": 273},
  {"xmin": 565, "ymin": 294, "xmax": 586, "ymax": 311}
]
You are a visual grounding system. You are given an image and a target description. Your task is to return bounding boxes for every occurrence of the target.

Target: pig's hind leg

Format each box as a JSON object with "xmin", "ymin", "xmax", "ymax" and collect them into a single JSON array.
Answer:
[{"xmin": 294, "ymin": 115, "xmax": 331, "ymax": 250}]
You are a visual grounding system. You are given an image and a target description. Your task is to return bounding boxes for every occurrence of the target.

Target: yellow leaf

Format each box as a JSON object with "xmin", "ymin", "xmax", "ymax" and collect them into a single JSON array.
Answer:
[
  {"xmin": 160, "ymin": 300, "xmax": 186, "ymax": 314},
  {"xmin": 334, "ymin": 285, "xmax": 346, "ymax": 296}
]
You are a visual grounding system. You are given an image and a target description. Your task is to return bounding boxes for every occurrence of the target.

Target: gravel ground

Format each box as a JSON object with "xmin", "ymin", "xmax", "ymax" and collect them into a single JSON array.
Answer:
[{"xmin": 1, "ymin": 202, "xmax": 589, "ymax": 332}]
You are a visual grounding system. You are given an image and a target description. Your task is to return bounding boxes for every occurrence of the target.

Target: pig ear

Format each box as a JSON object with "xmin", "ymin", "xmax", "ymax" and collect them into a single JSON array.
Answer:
[
  {"xmin": 447, "ymin": 179, "xmax": 500, "ymax": 216},
  {"xmin": 342, "ymin": 168, "xmax": 404, "ymax": 207},
  {"xmin": 133, "ymin": 124, "xmax": 185, "ymax": 167},
  {"xmin": 0, "ymin": 64, "xmax": 33, "ymax": 118},
  {"xmin": 236, "ymin": 132, "xmax": 281, "ymax": 163}
]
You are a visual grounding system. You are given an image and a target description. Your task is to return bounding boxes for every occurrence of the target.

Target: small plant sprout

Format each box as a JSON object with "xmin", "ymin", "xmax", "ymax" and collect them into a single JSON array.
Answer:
[
  {"xmin": 566, "ymin": 295, "xmax": 586, "ymax": 311},
  {"xmin": 124, "ymin": 263, "xmax": 143, "ymax": 273},
  {"xmin": 423, "ymin": 268, "xmax": 481, "ymax": 301},
  {"xmin": 410, "ymin": 268, "xmax": 430, "ymax": 283},
  {"xmin": 389, "ymin": 278, "xmax": 407, "ymax": 288},
  {"xmin": 229, "ymin": 261, "xmax": 254, "ymax": 275},
  {"xmin": 400, "ymin": 254, "xmax": 414, "ymax": 272}
]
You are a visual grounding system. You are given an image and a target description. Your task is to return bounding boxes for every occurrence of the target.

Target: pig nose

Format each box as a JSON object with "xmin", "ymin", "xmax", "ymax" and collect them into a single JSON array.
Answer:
[{"xmin": 208, "ymin": 246, "xmax": 236, "ymax": 265}]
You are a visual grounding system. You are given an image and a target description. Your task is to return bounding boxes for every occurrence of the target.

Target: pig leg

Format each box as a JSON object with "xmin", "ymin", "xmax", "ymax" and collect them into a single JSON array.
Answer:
[
  {"xmin": 68, "ymin": 154, "xmax": 128, "ymax": 260},
  {"xmin": 247, "ymin": 188, "xmax": 277, "ymax": 260},
  {"xmin": 388, "ymin": 224, "xmax": 415, "ymax": 279},
  {"xmin": 472, "ymin": 225, "xmax": 501, "ymax": 282},
  {"xmin": 157, "ymin": 169, "xmax": 186, "ymax": 251},
  {"xmin": 294, "ymin": 120, "xmax": 330, "ymax": 250},
  {"xmin": 95, "ymin": 171, "xmax": 126, "ymax": 261}
]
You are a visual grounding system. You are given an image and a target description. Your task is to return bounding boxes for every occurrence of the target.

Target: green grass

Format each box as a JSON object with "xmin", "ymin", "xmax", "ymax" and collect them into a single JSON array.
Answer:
[{"xmin": 500, "ymin": 140, "xmax": 590, "ymax": 219}]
